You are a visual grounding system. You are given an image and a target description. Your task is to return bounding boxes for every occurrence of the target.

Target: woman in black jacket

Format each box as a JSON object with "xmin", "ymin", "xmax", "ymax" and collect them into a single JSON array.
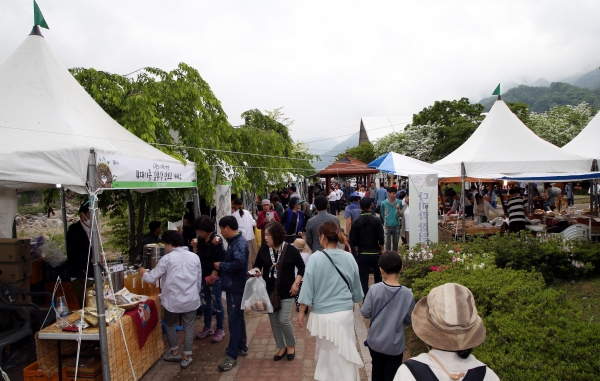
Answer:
[{"xmin": 250, "ymin": 222, "xmax": 305, "ymax": 361}]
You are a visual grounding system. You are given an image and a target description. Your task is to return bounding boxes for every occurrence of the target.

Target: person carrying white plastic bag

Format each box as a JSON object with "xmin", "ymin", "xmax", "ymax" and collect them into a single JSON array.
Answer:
[{"xmin": 242, "ymin": 276, "xmax": 273, "ymax": 313}]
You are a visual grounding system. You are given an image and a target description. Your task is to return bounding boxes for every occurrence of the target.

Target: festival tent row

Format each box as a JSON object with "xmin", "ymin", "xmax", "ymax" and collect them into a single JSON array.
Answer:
[
  {"xmin": 0, "ymin": 27, "xmax": 197, "ymax": 237},
  {"xmin": 434, "ymin": 98, "xmax": 595, "ymax": 180}
]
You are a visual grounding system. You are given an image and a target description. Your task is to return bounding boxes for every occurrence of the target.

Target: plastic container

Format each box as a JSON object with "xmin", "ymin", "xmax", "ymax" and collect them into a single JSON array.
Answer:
[{"xmin": 23, "ymin": 361, "xmax": 66, "ymax": 381}]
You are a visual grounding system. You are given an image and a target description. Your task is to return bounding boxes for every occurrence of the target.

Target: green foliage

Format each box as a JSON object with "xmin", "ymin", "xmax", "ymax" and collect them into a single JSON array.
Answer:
[
  {"xmin": 409, "ymin": 259, "xmax": 600, "ymax": 380},
  {"xmin": 483, "ymin": 82, "xmax": 600, "ymax": 113},
  {"xmin": 334, "ymin": 142, "xmax": 376, "ymax": 164},
  {"xmin": 374, "ymin": 98, "xmax": 485, "ymax": 162},
  {"xmin": 528, "ymin": 102, "xmax": 595, "ymax": 147},
  {"xmin": 506, "ymin": 101, "xmax": 531, "ymax": 125}
]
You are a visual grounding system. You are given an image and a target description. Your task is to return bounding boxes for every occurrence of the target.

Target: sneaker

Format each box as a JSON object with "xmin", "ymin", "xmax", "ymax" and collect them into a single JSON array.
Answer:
[
  {"xmin": 218, "ymin": 356, "xmax": 237, "ymax": 371},
  {"xmin": 211, "ymin": 329, "xmax": 225, "ymax": 343},
  {"xmin": 180, "ymin": 356, "xmax": 193, "ymax": 369},
  {"xmin": 238, "ymin": 348, "xmax": 248, "ymax": 356},
  {"xmin": 163, "ymin": 350, "xmax": 182, "ymax": 362},
  {"xmin": 196, "ymin": 327, "xmax": 214, "ymax": 339}
]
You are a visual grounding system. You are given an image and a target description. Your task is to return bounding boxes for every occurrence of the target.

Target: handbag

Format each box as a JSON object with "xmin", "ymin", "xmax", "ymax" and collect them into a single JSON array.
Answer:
[
  {"xmin": 364, "ymin": 286, "xmax": 402, "ymax": 347},
  {"xmin": 269, "ymin": 243, "xmax": 288, "ymax": 313}
]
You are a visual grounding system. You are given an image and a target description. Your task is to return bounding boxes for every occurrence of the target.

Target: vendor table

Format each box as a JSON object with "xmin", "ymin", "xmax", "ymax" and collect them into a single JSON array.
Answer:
[{"xmin": 35, "ymin": 295, "xmax": 163, "ymax": 381}]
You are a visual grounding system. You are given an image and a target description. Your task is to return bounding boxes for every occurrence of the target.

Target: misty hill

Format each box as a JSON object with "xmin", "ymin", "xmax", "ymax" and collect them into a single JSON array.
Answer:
[
  {"xmin": 528, "ymin": 78, "xmax": 550, "ymax": 87},
  {"xmin": 311, "ymin": 133, "xmax": 359, "ymax": 170},
  {"xmin": 480, "ymin": 82, "xmax": 600, "ymax": 112},
  {"xmin": 574, "ymin": 68, "xmax": 600, "ymax": 90}
]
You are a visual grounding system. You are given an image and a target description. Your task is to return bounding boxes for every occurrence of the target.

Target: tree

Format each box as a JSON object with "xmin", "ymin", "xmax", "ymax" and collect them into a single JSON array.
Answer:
[
  {"xmin": 335, "ymin": 142, "xmax": 377, "ymax": 164},
  {"xmin": 72, "ymin": 63, "xmax": 234, "ymax": 258},
  {"xmin": 528, "ymin": 101, "xmax": 595, "ymax": 147}
]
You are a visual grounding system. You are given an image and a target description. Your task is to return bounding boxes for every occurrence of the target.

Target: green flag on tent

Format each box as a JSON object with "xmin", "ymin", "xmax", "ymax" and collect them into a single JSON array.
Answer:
[
  {"xmin": 34, "ymin": 0, "xmax": 49, "ymax": 29},
  {"xmin": 492, "ymin": 84, "xmax": 500, "ymax": 96}
]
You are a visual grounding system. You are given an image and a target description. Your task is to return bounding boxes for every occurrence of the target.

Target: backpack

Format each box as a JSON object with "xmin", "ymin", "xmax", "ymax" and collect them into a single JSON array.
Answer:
[{"xmin": 404, "ymin": 359, "xmax": 486, "ymax": 381}]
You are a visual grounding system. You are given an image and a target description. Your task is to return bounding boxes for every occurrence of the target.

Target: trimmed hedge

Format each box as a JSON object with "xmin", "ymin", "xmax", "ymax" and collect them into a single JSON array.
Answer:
[{"xmin": 399, "ymin": 236, "xmax": 600, "ymax": 380}]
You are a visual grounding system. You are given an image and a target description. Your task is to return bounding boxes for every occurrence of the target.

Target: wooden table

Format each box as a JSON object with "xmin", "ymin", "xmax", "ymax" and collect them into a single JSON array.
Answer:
[{"xmin": 35, "ymin": 295, "xmax": 163, "ymax": 381}]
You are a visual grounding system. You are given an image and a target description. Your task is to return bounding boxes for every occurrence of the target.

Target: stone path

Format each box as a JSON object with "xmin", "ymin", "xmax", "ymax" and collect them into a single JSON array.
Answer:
[{"xmin": 141, "ymin": 303, "xmax": 371, "ymax": 381}]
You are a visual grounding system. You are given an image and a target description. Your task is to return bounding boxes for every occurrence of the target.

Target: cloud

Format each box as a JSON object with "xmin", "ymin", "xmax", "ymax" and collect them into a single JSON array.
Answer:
[{"xmin": 2, "ymin": 0, "xmax": 599, "ymax": 148}]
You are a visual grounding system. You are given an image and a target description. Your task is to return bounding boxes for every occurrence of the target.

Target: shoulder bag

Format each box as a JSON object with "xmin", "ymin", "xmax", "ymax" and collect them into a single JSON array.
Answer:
[
  {"xmin": 404, "ymin": 359, "xmax": 487, "ymax": 381},
  {"xmin": 269, "ymin": 243, "xmax": 288, "ymax": 313},
  {"xmin": 322, "ymin": 250, "xmax": 351, "ymax": 292}
]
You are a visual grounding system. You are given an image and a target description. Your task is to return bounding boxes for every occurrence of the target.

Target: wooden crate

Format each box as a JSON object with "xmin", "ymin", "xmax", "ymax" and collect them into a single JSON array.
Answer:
[{"xmin": 23, "ymin": 361, "xmax": 66, "ymax": 381}]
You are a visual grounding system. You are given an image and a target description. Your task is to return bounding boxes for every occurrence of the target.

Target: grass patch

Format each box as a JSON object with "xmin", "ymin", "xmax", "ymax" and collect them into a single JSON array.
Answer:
[{"xmin": 555, "ymin": 278, "xmax": 600, "ymax": 326}]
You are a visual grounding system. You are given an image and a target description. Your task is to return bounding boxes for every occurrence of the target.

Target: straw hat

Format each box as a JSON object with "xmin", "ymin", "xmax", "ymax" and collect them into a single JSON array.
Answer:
[
  {"xmin": 261, "ymin": 199, "xmax": 271, "ymax": 205},
  {"xmin": 292, "ymin": 238, "xmax": 306, "ymax": 249},
  {"xmin": 412, "ymin": 283, "xmax": 486, "ymax": 351}
]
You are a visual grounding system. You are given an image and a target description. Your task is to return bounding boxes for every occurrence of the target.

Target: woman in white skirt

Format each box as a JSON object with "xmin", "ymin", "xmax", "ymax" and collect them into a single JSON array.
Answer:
[{"xmin": 297, "ymin": 220, "xmax": 364, "ymax": 381}]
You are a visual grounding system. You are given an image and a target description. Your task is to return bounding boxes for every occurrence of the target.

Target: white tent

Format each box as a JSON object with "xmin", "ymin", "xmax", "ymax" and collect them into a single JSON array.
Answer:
[
  {"xmin": 0, "ymin": 31, "xmax": 196, "ymax": 192},
  {"xmin": 368, "ymin": 152, "xmax": 454, "ymax": 177},
  {"xmin": 434, "ymin": 99, "xmax": 593, "ymax": 178},
  {"xmin": 562, "ymin": 111, "xmax": 600, "ymax": 164},
  {"xmin": 0, "ymin": 30, "xmax": 196, "ymax": 237}
]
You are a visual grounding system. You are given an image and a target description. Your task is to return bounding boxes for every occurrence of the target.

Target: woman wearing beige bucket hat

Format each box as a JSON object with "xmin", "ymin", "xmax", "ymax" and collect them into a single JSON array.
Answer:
[{"xmin": 393, "ymin": 283, "xmax": 499, "ymax": 381}]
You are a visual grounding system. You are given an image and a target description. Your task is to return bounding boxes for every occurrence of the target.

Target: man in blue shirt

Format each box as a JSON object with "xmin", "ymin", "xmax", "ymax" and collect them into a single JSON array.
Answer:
[
  {"xmin": 344, "ymin": 193, "xmax": 362, "ymax": 241},
  {"xmin": 214, "ymin": 216, "xmax": 249, "ymax": 372},
  {"xmin": 380, "ymin": 187, "xmax": 401, "ymax": 252},
  {"xmin": 375, "ymin": 182, "xmax": 389, "ymax": 223}
]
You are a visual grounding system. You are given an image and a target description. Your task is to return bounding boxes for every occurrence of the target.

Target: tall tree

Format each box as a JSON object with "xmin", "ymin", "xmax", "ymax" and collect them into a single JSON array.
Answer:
[
  {"xmin": 335, "ymin": 142, "xmax": 377, "ymax": 164},
  {"xmin": 72, "ymin": 63, "xmax": 233, "ymax": 258},
  {"xmin": 528, "ymin": 101, "xmax": 595, "ymax": 147}
]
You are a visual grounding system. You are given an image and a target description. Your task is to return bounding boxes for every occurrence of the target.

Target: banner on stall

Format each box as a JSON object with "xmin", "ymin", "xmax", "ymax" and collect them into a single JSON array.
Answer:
[
  {"xmin": 95, "ymin": 154, "xmax": 197, "ymax": 190},
  {"xmin": 215, "ymin": 183, "xmax": 232, "ymax": 235},
  {"xmin": 408, "ymin": 174, "xmax": 438, "ymax": 247}
]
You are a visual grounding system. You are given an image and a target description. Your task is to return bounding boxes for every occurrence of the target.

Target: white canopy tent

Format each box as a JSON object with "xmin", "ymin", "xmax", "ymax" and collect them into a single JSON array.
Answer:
[
  {"xmin": 0, "ymin": 30, "xmax": 197, "ymax": 236},
  {"xmin": 562, "ymin": 112, "xmax": 600, "ymax": 164},
  {"xmin": 0, "ymin": 31, "xmax": 196, "ymax": 193},
  {"xmin": 434, "ymin": 99, "xmax": 594, "ymax": 178}
]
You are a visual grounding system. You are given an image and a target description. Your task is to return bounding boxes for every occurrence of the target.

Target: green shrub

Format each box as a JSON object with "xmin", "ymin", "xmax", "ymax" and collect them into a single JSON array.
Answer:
[
  {"xmin": 410, "ymin": 265, "xmax": 600, "ymax": 380},
  {"xmin": 488, "ymin": 233, "xmax": 596, "ymax": 283}
]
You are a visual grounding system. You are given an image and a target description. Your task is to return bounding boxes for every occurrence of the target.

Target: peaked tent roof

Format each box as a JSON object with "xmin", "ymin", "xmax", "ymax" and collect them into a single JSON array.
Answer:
[
  {"xmin": 368, "ymin": 152, "xmax": 453, "ymax": 177},
  {"xmin": 0, "ymin": 33, "xmax": 195, "ymax": 190},
  {"xmin": 562, "ymin": 111, "xmax": 600, "ymax": 164},
  {"xmin": 434, "ymin": 99, "xmax": 593, "ymax": 178},
  {"xmin": 318, "ymin": 154, "xmax": 379, "ymax": 176}
]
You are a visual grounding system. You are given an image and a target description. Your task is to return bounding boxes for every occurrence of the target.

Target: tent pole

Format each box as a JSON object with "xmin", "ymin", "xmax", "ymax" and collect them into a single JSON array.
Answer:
[
  {"xmin": 60, "ymin": 186, "xmax": 68, "ymax": 250},
  {"xmin": 461, "ymin": 162, "xmax": 466, "ymax": 242},
  {"xmin": 87, "ymin": 149, "xmax": 111, "ymax": 381},
  {"xmin": 193, "ymin": 187, "xmax": 200, "ymax": 220}
]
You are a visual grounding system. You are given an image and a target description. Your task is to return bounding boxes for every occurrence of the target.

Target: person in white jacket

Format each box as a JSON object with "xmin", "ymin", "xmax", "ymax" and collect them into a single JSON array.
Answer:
[
  {"xmin": 232, "ymin": 198, "xmax": 258, "ymax": 269},
  {"xmin": 473, "ymin": 194, "xmax": 499, "ymax": 223},
  {"xmin": 394, "ymin": 283, "xmax": 500, "ymax": 381}
]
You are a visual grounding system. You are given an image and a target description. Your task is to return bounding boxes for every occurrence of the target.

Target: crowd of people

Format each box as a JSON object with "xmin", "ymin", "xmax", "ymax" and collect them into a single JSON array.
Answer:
[{"xmin": 66, "ymin": 179, "xmax": 502, "ymax": 380}]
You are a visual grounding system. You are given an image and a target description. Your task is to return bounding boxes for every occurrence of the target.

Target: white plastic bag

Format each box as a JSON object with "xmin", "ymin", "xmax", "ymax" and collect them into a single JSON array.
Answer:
[
  {"xmin": 42, "ymin": 241, "xmax": 67, "ymax": 267},
  {"xmin": 241, "ymin": 277, "xmax": 273, "ymax": 314}
]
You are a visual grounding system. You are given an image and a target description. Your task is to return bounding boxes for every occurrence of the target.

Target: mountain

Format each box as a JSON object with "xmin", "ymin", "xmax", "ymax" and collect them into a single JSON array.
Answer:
[
  {"xmin": 311, "ymin": 133, "xmax": 359, "ymax": 170},
  {"xmin": 574, "ymin": 68, "xmax": 600, "ymax": 90},
  {"xmin": 528, "ymin": 78, "xmax": 550, "ymax": 87},
  {"xmin": 479, "ymin": 82, "xmax": 600, "ymax": 113}
]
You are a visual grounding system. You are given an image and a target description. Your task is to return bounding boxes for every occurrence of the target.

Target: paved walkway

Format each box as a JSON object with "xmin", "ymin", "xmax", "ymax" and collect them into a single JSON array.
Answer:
[
  {"xmin": 140, "ymin": 308, "xmax": 371, "ymax": 381},
  {"xmin": 141, "ymin": 304, "xmax": 371, "ymax": 381}
]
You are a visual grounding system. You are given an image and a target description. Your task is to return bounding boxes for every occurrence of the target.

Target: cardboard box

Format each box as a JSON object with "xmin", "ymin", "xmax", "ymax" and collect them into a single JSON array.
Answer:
[
  {"xmin": 0, "ymin": 260, "xmax": 32, "ymax": 282},
  {"xmin": 66, "ymin": 358, "xmax": 102, "ymax": 379},
  {"xmin": 0, "ymin": 238, "xmax": 31, "ymax": 262}
]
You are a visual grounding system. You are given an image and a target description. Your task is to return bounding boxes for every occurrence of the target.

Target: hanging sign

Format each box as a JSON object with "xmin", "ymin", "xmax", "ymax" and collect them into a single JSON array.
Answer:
[
  {"xmin": 408, "ymin": 174, "xmax": 438, "ymax": 247},
  {"xmin": 215, "ymin": 182, "xmax": 232, "ymax": 235},
  {"xmin": 96, "ymin": 154, "xmax": 197, "ymax": 190}
]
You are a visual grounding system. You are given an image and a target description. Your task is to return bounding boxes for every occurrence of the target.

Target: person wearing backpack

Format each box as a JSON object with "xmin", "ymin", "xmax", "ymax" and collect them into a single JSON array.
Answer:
[
  {"xmin": 393, "ymin": 283, "xmax": 500, "ymax": 381},
  {"xmin": 361, "ymin": 251, "xmax": 414, "ymax": 381}
]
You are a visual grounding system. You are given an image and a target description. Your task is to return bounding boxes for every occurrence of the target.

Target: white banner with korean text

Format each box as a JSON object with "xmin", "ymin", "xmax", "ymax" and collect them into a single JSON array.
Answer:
[{"xmin": 408, "ymin": 174, "xmax": 438, "ymax": 247}]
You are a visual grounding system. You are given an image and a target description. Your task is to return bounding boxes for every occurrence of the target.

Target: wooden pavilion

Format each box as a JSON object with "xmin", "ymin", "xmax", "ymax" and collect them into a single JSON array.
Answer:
[{"xmin": 318, "ymin": 154, "xmax": 379, "ymax": 191}]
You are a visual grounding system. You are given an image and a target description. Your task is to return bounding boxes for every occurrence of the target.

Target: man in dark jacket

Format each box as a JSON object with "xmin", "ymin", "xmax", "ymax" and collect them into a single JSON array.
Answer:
[
  {"xmin": 214, "ymin": 216, "xmax": 249, "ymax": 372},
  {"xmin": 66, "ymin": 203, "xmax": 93, "ymax": 308},
  {"xmin": 349, "ymin": 197, "xmax": 385, "ymax": 297}
]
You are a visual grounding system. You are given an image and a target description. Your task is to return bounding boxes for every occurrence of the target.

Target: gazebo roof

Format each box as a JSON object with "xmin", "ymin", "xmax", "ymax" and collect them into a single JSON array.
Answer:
[{"xmin": 318, "ymin": 154, "xmax": 379, "ymax": 176}]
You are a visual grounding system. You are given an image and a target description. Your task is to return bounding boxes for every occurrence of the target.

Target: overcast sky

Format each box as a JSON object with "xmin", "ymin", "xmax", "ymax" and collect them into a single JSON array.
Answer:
[{"xmin": 2, "ymin": 0, "xmax": 599, "ymax": 154}]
